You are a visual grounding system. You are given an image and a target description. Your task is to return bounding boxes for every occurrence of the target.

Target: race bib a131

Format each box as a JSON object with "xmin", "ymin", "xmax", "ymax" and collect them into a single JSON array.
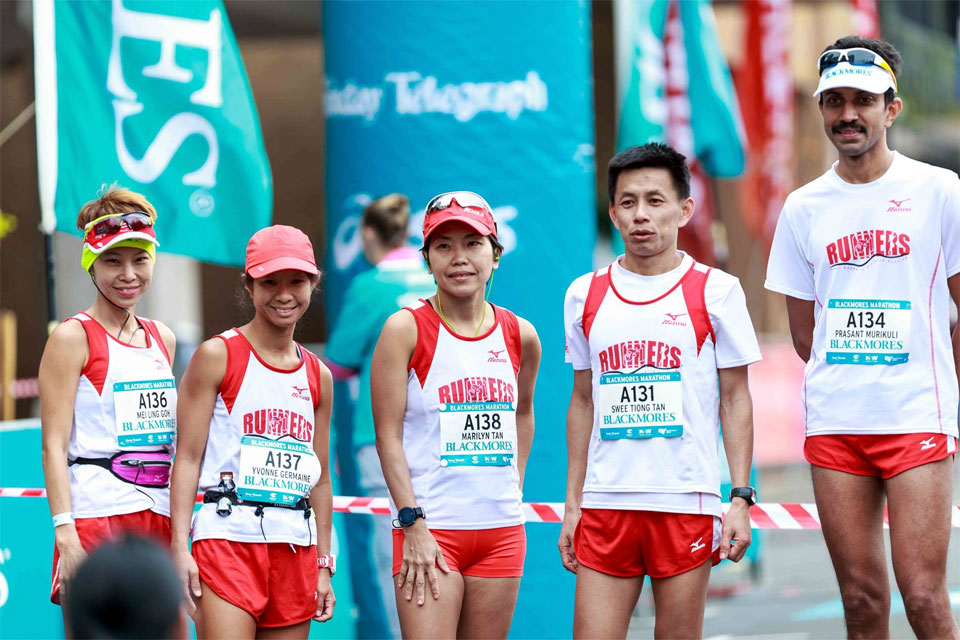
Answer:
[{"xmin": 598, "ymin": 371, "xmax": 683, "ymax": 440}]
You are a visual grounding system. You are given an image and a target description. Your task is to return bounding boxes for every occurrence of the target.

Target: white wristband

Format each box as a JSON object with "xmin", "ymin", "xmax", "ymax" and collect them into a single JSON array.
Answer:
[{"xmin": 52, "ymin": 512, "xmax": 75, "ymax": 528}]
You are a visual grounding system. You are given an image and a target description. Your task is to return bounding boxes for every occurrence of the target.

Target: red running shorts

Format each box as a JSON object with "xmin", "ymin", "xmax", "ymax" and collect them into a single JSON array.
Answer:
[
  {"xmin": 51, "ymin": 509, "xmax": 170, "ymax": 605},
  {"xmin": 392, "ymin": 525, "xmax": 525, "ymax": 578},
  {"xmin": 804, "ymin": 433, "xmax": 957, "ymax": 479},
  {"xmin": 192, "ymin": 539, "xmax": 318, "ymax": 628},
  {"xmin": 574, "ymin": 508, "xmax": 721, "ymax": 579}
]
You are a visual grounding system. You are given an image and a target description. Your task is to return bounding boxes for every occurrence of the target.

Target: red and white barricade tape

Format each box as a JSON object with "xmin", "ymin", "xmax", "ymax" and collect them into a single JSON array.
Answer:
[{"xmin": 2, "ymin": 488, "xmax": 959, "ymax": 529}]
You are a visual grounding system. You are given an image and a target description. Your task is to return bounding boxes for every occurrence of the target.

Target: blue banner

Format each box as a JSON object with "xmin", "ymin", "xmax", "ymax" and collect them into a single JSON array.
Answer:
[
  {"xmin": 34, "ymin": 0, "xmax": 272, "ymax": 266},
  {"xmin": 323, "ymin": 2, "xmax": 596, "ymax": 636}
]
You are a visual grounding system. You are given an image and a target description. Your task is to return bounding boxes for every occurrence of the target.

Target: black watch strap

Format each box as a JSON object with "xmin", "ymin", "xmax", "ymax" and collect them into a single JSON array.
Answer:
[
  {"xmin": 729, "ymin": 487, "xmax": 757, "ymax": 506},
  {"xmin": 394, "ymin": 506, "xmax": 426, "ymax": 528}
]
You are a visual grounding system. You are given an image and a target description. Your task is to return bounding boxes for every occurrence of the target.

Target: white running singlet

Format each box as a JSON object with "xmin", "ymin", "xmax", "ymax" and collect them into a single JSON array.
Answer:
[
  {"xmin": 191, "ymin": 329, "xmax": 323, "ymax": 545},
  {"xmin": 766, "ymin": 152, "xmax": 960, "ymax": 438},
  {"xmin": 66, "ymin": 312, "xmax": 176, "ymax": 518},
  {"xmin": 397, "ymin": 300, "xmax": 524, "ymax": 529},
  {"xmin": 565, "ymin": 254, "xmax": 761, "ymax": 516}
]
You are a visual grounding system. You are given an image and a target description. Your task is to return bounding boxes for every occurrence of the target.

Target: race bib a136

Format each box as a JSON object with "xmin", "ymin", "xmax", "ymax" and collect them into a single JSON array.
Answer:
[
  {"xmin": 825, "ymin": 299, "xmax": 911, "ymax": 365},
  {"xmin": 114, "ymin": 379, "xmax": 177, "ymax": 447}
]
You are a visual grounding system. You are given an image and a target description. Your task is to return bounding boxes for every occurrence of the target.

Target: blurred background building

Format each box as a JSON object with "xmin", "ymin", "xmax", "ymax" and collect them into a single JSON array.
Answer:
[{"xmin": 0, "ymin": 1, "xmax": 957, "ymax": 637}]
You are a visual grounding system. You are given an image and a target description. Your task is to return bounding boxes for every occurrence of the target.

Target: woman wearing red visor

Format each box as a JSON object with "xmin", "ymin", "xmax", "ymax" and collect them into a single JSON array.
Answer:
[
  {"xmin": 39, "ymin": 187, "xmax": 177, "ymax": 608},
  {"xmin": 371, "ymin": 192, "xmax": 541, "ymax": 638},
  {"xmin": 170, "ymin": 225, "xmax": 335, "ymax": 637}
]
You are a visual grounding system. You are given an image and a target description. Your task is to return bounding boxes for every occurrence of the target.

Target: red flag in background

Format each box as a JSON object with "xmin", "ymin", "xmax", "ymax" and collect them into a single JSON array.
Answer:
[
  {"xmin": 663, "ymin": 1, "xmax": 715, "ymax": 262},
  {"xmin": 733, "ymin": 0, "xmax": 795, "ymax": 248},
  {"xmin": 850, "ymin": 0, "xmax": 880, "ymax": 37}
]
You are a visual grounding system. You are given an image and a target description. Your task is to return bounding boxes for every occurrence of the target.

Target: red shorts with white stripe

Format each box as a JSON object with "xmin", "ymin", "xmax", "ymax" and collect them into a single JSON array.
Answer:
[
  {"xmin": 574, "ymin": 508, "xmax": 721, "ymax": 579},
  {"xmin": 51, "ymin": 509, "xmax": 170, "ymax": 604},
  {"xmin": 192, "ymin": 539, "xmax": 318, "ymax": 628},
  {"xmin": 804, "ymin": 433, "xmax": 957, "ymax": 479},
  {"xmin": 392, "ymin": 525, "xmax": 525, "ymax": 578}
]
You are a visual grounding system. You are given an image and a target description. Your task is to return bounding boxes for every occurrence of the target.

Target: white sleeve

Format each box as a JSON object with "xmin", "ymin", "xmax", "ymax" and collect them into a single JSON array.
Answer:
[
  {"xmin": 563, "ymin": 275, "xmax": 592, "ymax": 370},
  {"xmin": 940, "ymin": 171, "xmax": 960, "ymax": 277},
  {"xmin": 709, "ymin": 277, "xmax": 762, "ymax": 369},
  {"xmin": 765, "ymin": 203, "xmax": 815, "ymax": 300}
]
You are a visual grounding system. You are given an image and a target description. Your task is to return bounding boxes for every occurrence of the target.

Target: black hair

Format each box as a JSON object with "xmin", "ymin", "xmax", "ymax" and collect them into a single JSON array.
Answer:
[
  {"xmin": 607, "ymin": 143, "xmax": 691, "ymax": 203},
  {"xmin": 66, "ymin": 536, "xmax": 183, "ymax": 639},
  {"xmin": 820, "ymin": 35, "xmax": 902, "ymax": 106}
]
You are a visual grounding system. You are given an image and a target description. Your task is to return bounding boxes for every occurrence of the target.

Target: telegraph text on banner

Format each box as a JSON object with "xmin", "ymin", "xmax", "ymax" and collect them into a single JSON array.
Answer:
[{"xmin": 323, "ymin": 2, "xmax": 595, "ymax": 637}]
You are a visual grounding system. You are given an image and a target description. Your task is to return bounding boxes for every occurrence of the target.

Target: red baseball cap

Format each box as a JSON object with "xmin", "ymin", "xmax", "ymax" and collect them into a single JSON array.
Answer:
[
  {"xmin": 245, "ymin": 225, "xmax": 319, "ymax": 278},
  {"xmin": 421, "ymin": 191, "xmax": 501, "ymax": 249}
]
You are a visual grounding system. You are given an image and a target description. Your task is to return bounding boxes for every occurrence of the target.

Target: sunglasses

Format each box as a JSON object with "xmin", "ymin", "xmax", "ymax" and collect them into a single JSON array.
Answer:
[
  {"xmin": 425, "ymin": 191, "xmax": 493, "ymax": 217},
  {"xmin": 817, "ymin": 48, "xmax": 897, "ymax": 90},
  {"xmin": 84, "ymin": 212, "xmax": 154, "ymax": 240}
]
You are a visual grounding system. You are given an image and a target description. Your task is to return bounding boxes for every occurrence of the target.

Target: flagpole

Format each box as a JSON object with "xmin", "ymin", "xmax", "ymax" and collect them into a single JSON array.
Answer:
[{"xmin": 33, "ymin": 0, "xmax": 58, "ymax": 331}]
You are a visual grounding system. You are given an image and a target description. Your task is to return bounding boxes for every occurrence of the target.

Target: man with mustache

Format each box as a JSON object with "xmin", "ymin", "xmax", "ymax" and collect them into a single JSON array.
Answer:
[{"xmin": 766, "ymin": 36, "xmax": 960, "ymax": 638}]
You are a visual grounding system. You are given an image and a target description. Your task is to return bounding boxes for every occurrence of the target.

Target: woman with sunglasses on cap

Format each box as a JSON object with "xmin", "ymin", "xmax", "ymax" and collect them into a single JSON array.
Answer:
[
  {"xmin": 39, "ymin": 186, "xmax": 176, "ymax": 607},
  {"xmin": 371, "ymin": 192, "xmax": 541, "ymax": 639},
  {"xmin": 170, "ymin": 225, "xmax": 335, "ymax": 638}
]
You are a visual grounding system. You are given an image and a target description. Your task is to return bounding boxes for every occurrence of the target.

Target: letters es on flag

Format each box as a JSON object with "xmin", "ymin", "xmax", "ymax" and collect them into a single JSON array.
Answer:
[{"xmin": 34, "ymin": 0, "xmax": 272, "ymax": 266}]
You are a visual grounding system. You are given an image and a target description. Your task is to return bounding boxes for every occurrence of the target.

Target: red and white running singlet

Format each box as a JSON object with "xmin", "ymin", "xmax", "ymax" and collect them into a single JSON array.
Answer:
[
  {"xmin": 565, "ymin": 255, "xmax": 761, "ymax": 516},
  {"xmin": 398, "ymin": 300, "xmax": 524, "ymax": 529},
  {"xmin": 191, "ymin": 329, "xmax": 323, "ymax": 545},
  {"xmin": 66, "ymin": 312, "xmax": 176, "ymax": 518}
]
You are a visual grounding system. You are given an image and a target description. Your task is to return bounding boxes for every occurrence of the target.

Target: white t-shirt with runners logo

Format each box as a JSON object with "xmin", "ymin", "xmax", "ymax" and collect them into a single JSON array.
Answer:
[
  {"xmin": 765, "ymin": 152, "xmax": 960, "ymax": 438},
  {"xmin": 564, "ymin": 253, "xmax": 761, "ymax": 516}
]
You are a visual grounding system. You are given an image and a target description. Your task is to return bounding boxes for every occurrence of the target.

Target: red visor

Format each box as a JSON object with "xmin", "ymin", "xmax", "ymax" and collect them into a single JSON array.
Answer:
[{"xmin": 422, "ymin": 191, "xmax": 500, "ymax": 247}]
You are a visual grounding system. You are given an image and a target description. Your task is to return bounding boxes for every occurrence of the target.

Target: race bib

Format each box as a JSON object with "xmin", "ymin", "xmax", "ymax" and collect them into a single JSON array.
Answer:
[
  {"xmin": 113, "ymin": 379, "xmax": 177, "ymax": 447},
  {"xmin": 598, "ymin": 371, "xmax": 683, "ymax": 440},
  {"xmin": 439, "ymin": 402, "xmax": 517, "ymax": 467},
  {"xmin": 825, "ymin": 299, "xmax": 911, "ymax": 365},
  {"xmin": 237, "ymin": 436, "xmax": 321, "ymax": 505}
]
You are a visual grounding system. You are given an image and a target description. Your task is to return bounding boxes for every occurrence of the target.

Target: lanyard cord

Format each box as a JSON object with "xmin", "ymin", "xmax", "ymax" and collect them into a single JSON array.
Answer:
[{"xmin": 435, "ymin": 269, "xmax": 496, "ymax": 337}]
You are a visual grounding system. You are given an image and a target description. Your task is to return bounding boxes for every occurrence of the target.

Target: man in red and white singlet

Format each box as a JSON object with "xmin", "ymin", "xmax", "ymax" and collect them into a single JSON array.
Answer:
[
  {"xmin": 372, "ymin": 191, "xmax": 541, "ymax": 639},
  {"xmin": 40, "ymin": 187, "xmax": 176, "ymax": 608},
  {"xmin": 765, "ymin": 36, "xmax": 959, "ymax": 638},
  {"xmin": 560, "ymin": 144, "xmax": 760, "ymax": 639},
  {"xmin": 170, "ymin": 226, "xmax": 335, "ymax": 638}
]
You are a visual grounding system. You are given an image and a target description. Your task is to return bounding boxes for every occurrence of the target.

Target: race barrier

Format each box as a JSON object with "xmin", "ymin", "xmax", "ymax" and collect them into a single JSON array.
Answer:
[{"xmin": 3, "ymin": 489, "xmax": 959, "ymax": 530}]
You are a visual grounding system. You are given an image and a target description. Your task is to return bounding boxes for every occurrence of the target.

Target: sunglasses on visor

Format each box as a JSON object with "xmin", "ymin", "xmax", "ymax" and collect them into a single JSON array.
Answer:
[
  {"xmin": 84, "ymin": 212, "xmax": 154, "ymax": 240},
  {"xmin": 817, "ymin": 48, "xmax": 898, "ymax": 90},
  {"xmin": 425, "ymin": 191, "xmax": 493, "ymax": 217}
]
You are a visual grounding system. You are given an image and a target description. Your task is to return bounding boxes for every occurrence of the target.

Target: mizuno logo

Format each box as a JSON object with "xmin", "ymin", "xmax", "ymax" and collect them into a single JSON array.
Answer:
[
  {"xmin": 662, "ymin": 312, "xmax": 688, "ymax": 327},
  {"xmin": 487, "ymin": 349, "xmax": 507, "ymax": 363},
  {"xmin": 690, "ymin": 537, "xmax": 705, "ymax": 552},
  {"xmin": 887, "ymin": 198, "xmax": 912, "ymax": 212},
  {"xmin": 291, "ymin": 385, "xmax": 311, "ymax": 401},
  {"xmin": 920, "ymin": 437, "xmax": 936, "ymax": 451}
]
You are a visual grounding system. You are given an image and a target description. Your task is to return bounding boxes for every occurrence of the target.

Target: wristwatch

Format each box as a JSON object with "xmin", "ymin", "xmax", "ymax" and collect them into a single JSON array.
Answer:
[
  {"xmin": 729, "ymin": 487, "xmax": 757, "ymax": 506},
  {"xmin": 317, "ymin": 554, "xmax": 336, "ymax": 575},
  {"xmin": 393, "ymin": 506, "xmax": 425, "ymax": 528}
]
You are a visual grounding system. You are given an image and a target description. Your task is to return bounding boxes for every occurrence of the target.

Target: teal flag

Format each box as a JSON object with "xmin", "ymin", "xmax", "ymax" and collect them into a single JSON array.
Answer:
[
  {"xmin": 614, "ymin": 0, "xmax": 744, "ymax": 176},
  {"xmin": 34, "ymin": 0, "xmax": 271, "ymax": 266}
]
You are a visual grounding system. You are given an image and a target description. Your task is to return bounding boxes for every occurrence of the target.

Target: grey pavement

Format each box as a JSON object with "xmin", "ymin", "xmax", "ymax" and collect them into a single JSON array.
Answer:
[{"xmin": 628, "ymin": 464, "xmax": 960, "ymax": 639}]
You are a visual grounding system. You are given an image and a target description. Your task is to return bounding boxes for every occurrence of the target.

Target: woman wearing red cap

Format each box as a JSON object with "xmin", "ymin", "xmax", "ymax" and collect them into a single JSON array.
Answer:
[
  {"xmin": 371, "ymin": 192, "xmax": 541, "ymax": 638},
  {"xmin": 170, "ymin": 225, "xmax": 335, "ymax": 637},
  {"xmin": 39, "ymin": 186, "xmax": 176, "ymax": 607}
]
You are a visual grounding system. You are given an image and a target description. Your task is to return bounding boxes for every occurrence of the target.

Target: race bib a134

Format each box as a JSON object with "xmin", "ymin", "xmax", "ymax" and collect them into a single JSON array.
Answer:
[{"xmin": 825, "ymin": 299, "xmax": 911, "ymax": 365}]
